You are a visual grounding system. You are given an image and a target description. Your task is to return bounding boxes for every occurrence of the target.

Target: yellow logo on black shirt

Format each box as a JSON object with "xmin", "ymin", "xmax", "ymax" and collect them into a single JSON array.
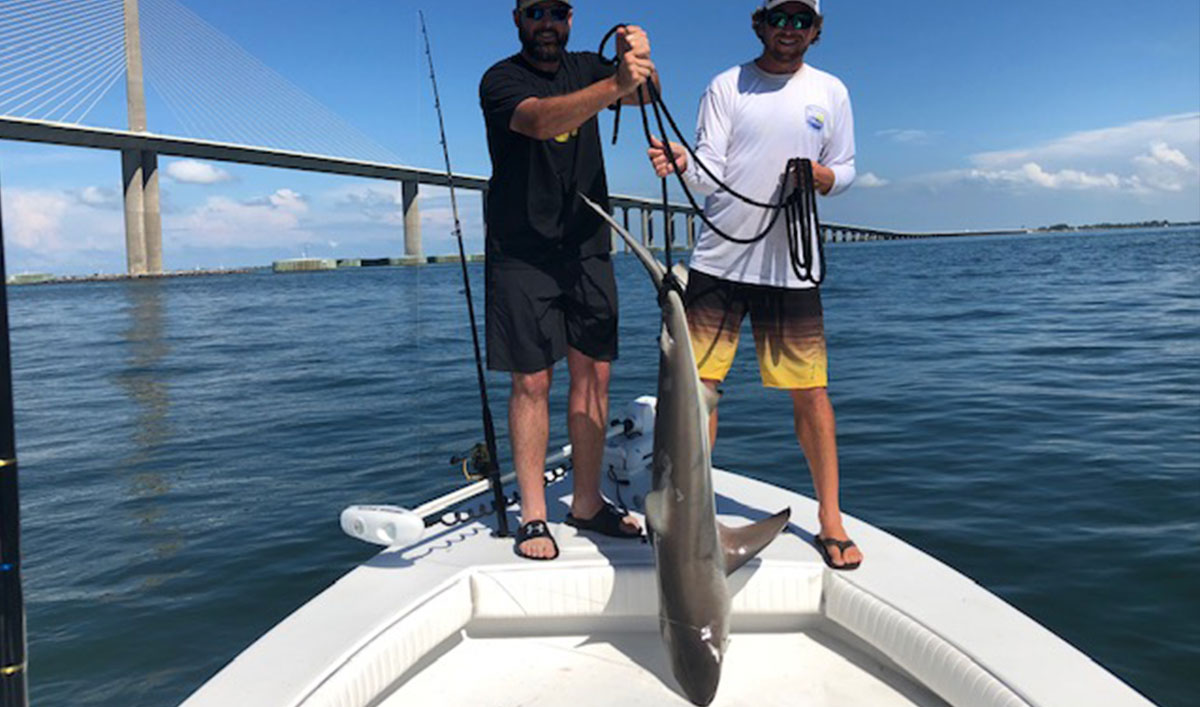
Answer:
[{"xmin": 553, "ymin": 129, "xmax": 579, "ymax": 143}]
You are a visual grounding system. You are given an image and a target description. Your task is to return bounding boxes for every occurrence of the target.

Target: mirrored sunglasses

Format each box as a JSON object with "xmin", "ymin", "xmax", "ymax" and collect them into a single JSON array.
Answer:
[
  {"xmin": 523, "ymin": 6, "xmax": 570, "ymax": 22},
  {"xmin": 765, "ymin": 10, "xmax": 816, "ymax": 30}
]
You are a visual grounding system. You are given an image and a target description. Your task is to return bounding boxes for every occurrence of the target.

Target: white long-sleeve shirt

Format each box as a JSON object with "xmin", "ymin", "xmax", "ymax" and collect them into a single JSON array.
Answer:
[{"xmin": 682, "ymin": 61, "xmax": 856, "ymax": 289}]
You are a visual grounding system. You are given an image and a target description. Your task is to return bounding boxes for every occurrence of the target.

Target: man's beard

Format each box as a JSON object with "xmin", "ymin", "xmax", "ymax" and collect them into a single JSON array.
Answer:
[
  {"xmin": 521, "ymin": 25, "xmax": 569, "ymax": 62},
  {"xmin": 761, "ymin": 35, "xmax": 808, "ymax": 66}
]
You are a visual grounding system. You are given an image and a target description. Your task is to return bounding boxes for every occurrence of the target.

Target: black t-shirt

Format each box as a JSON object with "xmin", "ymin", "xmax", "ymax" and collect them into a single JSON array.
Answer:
[{"xmin": 479, "ymin": 51, "xmax": 616, "ymax": 263}]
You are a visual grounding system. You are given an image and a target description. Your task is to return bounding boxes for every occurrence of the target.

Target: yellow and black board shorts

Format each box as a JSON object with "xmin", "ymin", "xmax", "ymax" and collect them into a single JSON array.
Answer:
[
  {"xmin": 684, "ymin": 268, "xmax": 827, "ymax": 390},
  {"xmin": 485, "ymin": 254, "xmax": 618, "ymax": 373}
]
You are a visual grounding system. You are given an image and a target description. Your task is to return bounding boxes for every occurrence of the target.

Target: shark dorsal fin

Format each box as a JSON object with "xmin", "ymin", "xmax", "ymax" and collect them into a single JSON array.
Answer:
[{"xmin": 718, "ymin": 508, "xmax": 791, "ymax": 575}]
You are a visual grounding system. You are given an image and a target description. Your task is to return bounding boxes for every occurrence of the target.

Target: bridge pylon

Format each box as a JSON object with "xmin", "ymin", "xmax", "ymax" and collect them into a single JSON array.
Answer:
[{"xmin": 122, "ymin": 0, "xmax": 162, "ymax": 276}]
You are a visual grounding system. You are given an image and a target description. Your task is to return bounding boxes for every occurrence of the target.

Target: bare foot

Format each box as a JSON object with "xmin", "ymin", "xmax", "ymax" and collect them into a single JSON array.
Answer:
[
  {"xmin": 817, "ymin": 517, "xmax": 863, "ymax": 569},
  {"xmin": 515, "ymin": 519, "xmax": 559, "ymax": 560},
  {"xmin": 570, "ymin": 496, "xmax": 641, "ymax": 536}
]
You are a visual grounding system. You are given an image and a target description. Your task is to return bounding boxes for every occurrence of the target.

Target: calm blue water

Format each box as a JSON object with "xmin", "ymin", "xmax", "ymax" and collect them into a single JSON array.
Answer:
[{"xmin": 9, "ymin": 228, "xmax": 1198, "ymax": 706}]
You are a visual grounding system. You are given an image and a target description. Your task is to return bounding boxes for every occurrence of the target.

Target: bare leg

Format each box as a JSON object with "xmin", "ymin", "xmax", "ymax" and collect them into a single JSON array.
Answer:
[
  {"xmin": 511, "ymin": 368, "xmax": 555, "ymax": 558},
  {"xmin": 567, "ymin": 348, "xmax": 639, "ymax": 533},
  {"xmin": 791, "ymin": 387, "xmax": 863, "ymax": 568}
]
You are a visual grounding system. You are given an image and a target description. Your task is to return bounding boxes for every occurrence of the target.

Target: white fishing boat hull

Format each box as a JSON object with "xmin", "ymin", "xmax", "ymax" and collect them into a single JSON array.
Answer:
[{"xmin": 184, "ymin": 399, "xmax": 1153, "ymax": 707}]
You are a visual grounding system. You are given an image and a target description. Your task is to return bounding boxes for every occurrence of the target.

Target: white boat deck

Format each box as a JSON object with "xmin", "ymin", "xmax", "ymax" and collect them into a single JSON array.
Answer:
[
  {"xmin": 185, "ymin": 423, "xmax": 1154, "ymax": 707},
  {"xmin": 386, "ymin": 628, "xmax": 947, "ymax": 707}
]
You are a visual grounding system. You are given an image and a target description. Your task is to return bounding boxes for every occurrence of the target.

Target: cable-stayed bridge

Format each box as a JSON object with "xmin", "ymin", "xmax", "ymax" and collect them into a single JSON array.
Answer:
[
  {"xmin": 0, "ymin": 0, "xmax": 1023, "ymax": 277},
  {"xmin": 0, "ymin": 0, "xmax": 473, "ymax": 275}
]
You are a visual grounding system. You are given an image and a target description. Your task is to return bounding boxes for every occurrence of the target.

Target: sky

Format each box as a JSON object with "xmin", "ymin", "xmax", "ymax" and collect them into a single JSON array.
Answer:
[{"xmin": 0, "ymin": 0, "xmax": 1197, "ymax": 275}]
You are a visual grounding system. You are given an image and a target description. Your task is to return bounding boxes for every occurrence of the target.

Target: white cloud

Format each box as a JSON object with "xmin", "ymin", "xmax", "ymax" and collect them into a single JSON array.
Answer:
[
  {"xmin": 855, "ymin": 172, "xmax": 889, "ymax": 188},
  {"xmin": 965, "ymin": 162, "xmax": 1124, "ymax": 191},
  {"xmin": 333, "ymin": 184, "xmax": 404, "ymax": 224},
  {"xmin": 269, "ymin": 188, "xmax": 308, "ymax": 213},
  {"xmin": 1130, "ymin": 141, "xmax": 1197, "ymax": 192},
  {"xmin": 1, "ymin": 188, "xmax": 123, "ymax": 261},
  {"xmin": 245, "ymin": 188, "xmax": 310, "ymax": 214},
  {"xmin": 1137, "ymin": 141, "xmax": 1193, "ymax": 170},
  {"xmin": 171, "ymin": 191, "xmax": 310, "ymax": 248},
  {"xmin": 877, "ymin": 129, "xmax": 935, "ymax": 144},
  {"xmin": 76, "ymin": 186, "xmax": 119, "ymax": 208},
  {"xmin": 908, "ymin": 113, "xmax": 1200, "ymax": 197},
  {"xmin": 5, "ymin": 190, "xmax": 71, "ymax": 251},
  {"xmin": 164, "ymin": 159, "xmax": 233, "ymax": 185},
  {"xmin": 971, "ymin": 113, "xmax": 1199, "ymax": 173}
]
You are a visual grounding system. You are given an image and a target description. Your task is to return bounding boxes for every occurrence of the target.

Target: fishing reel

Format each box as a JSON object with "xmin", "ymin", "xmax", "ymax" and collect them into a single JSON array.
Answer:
[{"xmin": 450, "ymin": 443, "xmax": 492, "ymax": 481}]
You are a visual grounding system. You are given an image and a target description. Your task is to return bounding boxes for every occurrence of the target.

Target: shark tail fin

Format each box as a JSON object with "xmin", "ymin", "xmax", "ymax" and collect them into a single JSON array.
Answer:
[{"xmin": 719, "ymin": 507, "xmax": 791, "ymax": 576}]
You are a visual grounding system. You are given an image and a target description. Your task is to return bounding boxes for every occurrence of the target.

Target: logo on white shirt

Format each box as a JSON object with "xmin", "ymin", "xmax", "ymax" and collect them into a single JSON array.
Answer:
[{"xmin": 805, "ymin": 105, "xmax": 827, "ymax": 132}]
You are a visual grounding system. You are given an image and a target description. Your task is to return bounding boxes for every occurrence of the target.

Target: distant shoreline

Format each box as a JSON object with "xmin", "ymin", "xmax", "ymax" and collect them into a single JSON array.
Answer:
[
  {"xmin": 6, "ymin": 266, "xmax": 266, "ymax": 287},
  {"xmin": 8, "ymin": 222, "xmax": 1197, "ymax": 286},
  {"xmin": 1034, "ymin": 220, "xmax": 1200, "ymax": 232}
]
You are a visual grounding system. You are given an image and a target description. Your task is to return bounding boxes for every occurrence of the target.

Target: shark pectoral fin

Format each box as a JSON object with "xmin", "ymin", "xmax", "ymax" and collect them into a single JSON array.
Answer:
[
  {"xmin": 645, "ymin": 490, "xmax": 669, "ymax": 534},
  {"xmin": 719, "ymin": 507, "xmax": 792, "ymax": 576},
  {"xmin": 669, "ymin": 261, "xmax": 690, "ymax": 291}
]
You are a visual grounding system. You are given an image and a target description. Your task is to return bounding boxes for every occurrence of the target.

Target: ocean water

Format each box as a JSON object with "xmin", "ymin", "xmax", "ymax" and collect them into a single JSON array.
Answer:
[{"xmin": 7, "ymin": 227, "xmax": 1198, "ymax": 706}]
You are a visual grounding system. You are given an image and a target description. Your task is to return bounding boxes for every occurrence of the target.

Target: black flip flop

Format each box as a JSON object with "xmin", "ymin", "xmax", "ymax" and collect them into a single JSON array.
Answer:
[
  {"xmin": 814, "ymin": 535, "xmax": 861, "ymax": 571},
  {"xmin": 565, "ymin": 502, "xmax": 642, "ymax": 539},
  {"xmin": 514, "ymin": 520, "xmax": 559, "ymax": 561}
]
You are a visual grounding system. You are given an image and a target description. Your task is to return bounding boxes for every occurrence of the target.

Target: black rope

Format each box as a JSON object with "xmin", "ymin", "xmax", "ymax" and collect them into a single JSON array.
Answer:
[{"xmin": 599, "ymin": 25, "xmax": 824, "ymax": 285}]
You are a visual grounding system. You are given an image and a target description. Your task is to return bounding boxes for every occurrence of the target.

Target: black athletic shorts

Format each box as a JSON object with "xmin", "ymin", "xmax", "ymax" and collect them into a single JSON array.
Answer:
[{"xmin": 485, "ymin": 253, "xmax": 618, "ymax": 373}]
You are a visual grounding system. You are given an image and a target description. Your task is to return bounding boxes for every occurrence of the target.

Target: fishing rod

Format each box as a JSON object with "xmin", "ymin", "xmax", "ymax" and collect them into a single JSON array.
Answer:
[
  {"xmin": 598, "ymin": 26, "xmax": 824, "ymax": 285},
  {"xmin": 0, "ymin": 170, "xmax": 29, "ymax": 707},
  {"xmin": 418, "ymin": 12, "xmax": 510, "ymax": 538}
]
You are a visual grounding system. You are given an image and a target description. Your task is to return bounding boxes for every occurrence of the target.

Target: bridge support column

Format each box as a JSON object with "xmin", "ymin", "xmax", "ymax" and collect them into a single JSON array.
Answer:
[
  {"xmin": 402, "ymin": 181, "xmax": 421, "ymax": 259},
  {"xmin": 122, "ymin": 0, "xmax": 161, "ymax": 275},
  {"xmin": 641, "ymin": 208, "xmax": 651, "ymax": 247},
  {"xmin": 609, "ymin": 206, "xmax": 618, "ymax": 254},
  {"xmin": 142, "ymin": 151, "xmax": 162, "ymax": 273},
  {"xmin": 686, "ymin": 213, "xmax": 695, "ymax": 248},
  {"xmin": 121, "ymin": 149, "xmax": 162, "ymax": 275},
  {"xmin": 621, "ymin": 207, "xmax": 629, "ymax": 252}
]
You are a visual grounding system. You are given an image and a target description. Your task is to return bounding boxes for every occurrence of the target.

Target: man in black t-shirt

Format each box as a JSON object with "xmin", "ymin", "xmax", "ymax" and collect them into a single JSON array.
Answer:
[{"xmin": 480, "ymin": 0, "xmax": 657, "ymax": 560}]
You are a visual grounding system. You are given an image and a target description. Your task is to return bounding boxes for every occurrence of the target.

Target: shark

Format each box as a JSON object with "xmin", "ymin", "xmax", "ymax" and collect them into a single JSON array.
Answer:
[{"xmin": 580, "ymin": 194, "xmax": 791, "ymax": 706}]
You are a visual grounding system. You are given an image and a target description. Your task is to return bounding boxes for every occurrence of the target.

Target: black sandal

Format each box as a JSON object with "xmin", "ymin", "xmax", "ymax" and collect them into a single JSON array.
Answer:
[
  {"xmin": 814, "ymin": 535, "xmax": 861, "ymax": 571},
  {"xmin": 514, "ymin": 520, "xmax": 559, "ymax": 561},
  {"xmin": 565, "ymin": 502, "xmax": 642, "ymax": 539}
]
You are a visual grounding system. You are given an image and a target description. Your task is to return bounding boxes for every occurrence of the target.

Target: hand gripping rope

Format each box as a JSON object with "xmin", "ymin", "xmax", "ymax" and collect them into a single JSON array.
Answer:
[{"xmin": 598, "ymin": 25, "xmax": 826, "ymax": 286}]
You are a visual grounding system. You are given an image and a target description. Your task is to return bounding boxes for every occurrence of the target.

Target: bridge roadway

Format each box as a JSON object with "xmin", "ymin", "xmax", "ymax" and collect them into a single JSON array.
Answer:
[{"xmin": 0, "ymin": 115, "xmax": 1026, "ymax": 265}]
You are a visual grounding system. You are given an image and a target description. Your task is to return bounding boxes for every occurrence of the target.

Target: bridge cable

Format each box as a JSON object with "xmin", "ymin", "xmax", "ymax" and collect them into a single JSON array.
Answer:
[
  {"xmin": 0, "ymin": 1, "xmax": 123, "ymax": 121},
  {"xmin": 0, "ymin": 9, "xmax": 120, "ymax": 88},
  {"xmin": 18, "ymin": 33, "xmax": 124, "ymax": 119},
  {"xmin": 0, "ymin": 0, "xmax": 112, "ymax": 38},
  {"xmin": 0, "ymin": 2, "xmax": 118, "ymax": 71},
  {"xmin": 137, "ymin": 0, "xmax": 400, "ymax": 162}
]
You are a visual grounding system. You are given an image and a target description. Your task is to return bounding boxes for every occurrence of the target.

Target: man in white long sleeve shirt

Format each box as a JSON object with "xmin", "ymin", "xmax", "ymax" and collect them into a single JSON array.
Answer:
[{"xmin": 648, "ymin": 0, "xmax": 863, "ymax": 569}]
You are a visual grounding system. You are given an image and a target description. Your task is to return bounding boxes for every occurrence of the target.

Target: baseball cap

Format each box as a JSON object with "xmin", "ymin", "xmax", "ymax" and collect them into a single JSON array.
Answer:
[
  {"xmin": 762, "ymin": 0, "xmax": 820, "ymax": 14},
  {"xmin": 516, "ymin": 0, "xmax": 572, "ymax": 11}
]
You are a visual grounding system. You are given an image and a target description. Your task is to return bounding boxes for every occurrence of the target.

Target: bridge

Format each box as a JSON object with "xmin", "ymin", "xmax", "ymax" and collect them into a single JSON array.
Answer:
[{"xmin": 0, "ymin": 0, "xmax": 1022, "ymax": 278}]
